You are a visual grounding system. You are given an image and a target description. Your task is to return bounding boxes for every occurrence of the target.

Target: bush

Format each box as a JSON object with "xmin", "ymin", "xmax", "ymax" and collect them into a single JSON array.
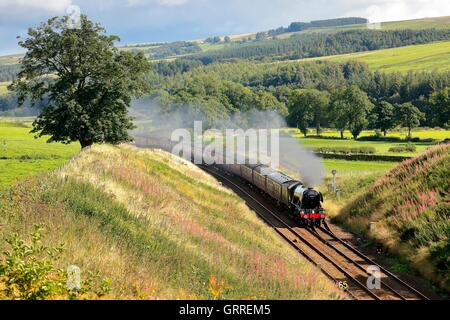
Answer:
[
  {"xmin": 315, "ymin": 146, "xmax": 376, "ymax": 155},
  {"xmin": 388, "ymin": 144, "xmax": 417, "ymax": 153},
  {"xmin": 358, "ymin": 135, "xmax": 402, "ymax": 142},
  {"xmin": 0, "ymin": 225, "xmax": 111, "ymax": 300}
]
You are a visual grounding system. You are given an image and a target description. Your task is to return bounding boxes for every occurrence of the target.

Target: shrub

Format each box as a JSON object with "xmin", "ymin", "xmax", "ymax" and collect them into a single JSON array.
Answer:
[
  {"xmin": 0, "ymin": 225, "xmax": 111, "ymax": 300},
  {"xmin": 388, "ymin": 144, "xmax": 417, "ymax": 153},
  {"xmin": 358, "ymin": 135, "xmax": 402, "ymax": 142},
  {"xmin": 315, "ymin": 146, "xmax": 376, "ymax": 155}
]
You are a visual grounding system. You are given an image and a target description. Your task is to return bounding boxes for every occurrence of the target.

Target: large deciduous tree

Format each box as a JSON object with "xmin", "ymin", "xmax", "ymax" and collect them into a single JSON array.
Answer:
[
  {"xmin": 395, "ymin": 102, "xmax": 425, "ymax": 139},
  {"xmin": 429, "ymin": 87, "xmax": 450, "ymax": 129},
  {"xmin": 329, "ymin": 86, "xmax": 373, "ymax": 139},
  {"xmin": 9, "ymin": 15, "xmax": 151, "ymax": 148},
  {"xmin": 287, "ymin": 89, "xmax": 329, "ymax": 136},
  {"xmin": 372, "ymin": 101, "xmax": 395, "ymax": 136}
]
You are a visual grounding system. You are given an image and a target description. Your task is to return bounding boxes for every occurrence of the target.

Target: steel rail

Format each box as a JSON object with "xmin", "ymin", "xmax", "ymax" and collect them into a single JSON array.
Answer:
[
  {"xmin": 317, "ymin": 226, "xmax": 430, "ymax": 300},
  {"xmin": 201, "ymin": 165, "xmax": 381, "ymax": 300}
]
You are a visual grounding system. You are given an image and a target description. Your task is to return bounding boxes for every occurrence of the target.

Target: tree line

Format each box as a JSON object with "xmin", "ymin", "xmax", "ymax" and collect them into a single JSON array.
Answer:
[
  {"xmin": 286, "ymin": 86, "xmax": 430, "ymax": 139},
  {"xmin": 143, "ymin": 59, "xmax": 450, "ymax": 136},
  {"xmin": 189, "ymin": 29, "xmax": 450, "ymax": 64},
  {"xmin": 266, "ymin": 17, "xmax": 368, "ymax": 37},
  {"xmin": 4, "ymin": 14, "xmax": 450, "ymax": 149},
  {"xmin": 0, "ymin": 64, "xmax": 21, "ymax": 82},
  {"xmin": 149, "ymin": 59, "xmax": 450, "ymax": 129}
]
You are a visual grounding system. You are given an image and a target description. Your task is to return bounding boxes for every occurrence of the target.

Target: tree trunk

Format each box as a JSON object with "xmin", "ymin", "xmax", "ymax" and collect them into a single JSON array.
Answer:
[
  {"xmin": 80, "ymin": 140, "xmax": 94, "ymax": 149},
  {"xmin": 383, "ymin": 130, "xmax": 387, "ymax": 137},
  {"xmin": 316, "ymin": 123, "xmax": 320, "ymax": 136},
  {"xmin": 408, "ymin": 127, "xmax": 412, "ymax": 140},
  {"xmin": 340, "ymin": 131, "xmax": 344, "ymax": 139}
]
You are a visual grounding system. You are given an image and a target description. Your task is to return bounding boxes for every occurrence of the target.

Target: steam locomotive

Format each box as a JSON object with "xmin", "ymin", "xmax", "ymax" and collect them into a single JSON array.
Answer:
[
  {"xmin": 133, "ymin": 135, "xmax": 327, "ymax": 227},
  {"xmin": 217, "ymin": 162, "xmax": 327, "ymax": 227}
]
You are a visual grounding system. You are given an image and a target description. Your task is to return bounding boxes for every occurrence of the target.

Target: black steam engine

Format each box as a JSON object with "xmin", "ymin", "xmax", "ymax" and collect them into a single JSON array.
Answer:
[{"xmin": 217, "ymin": 163, "xmax": 327, "ymax": 227}]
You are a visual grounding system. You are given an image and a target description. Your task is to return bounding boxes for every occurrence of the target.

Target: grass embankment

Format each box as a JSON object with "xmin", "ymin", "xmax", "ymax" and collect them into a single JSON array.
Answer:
[
  {"xmin": 0, "ymin": 119, "xmax": 80, "ymax": 189},
  {"xmin": 0, "ymin": 144, "xmax": 344, "ymax": 299},
  {"xmin": 334, "ymin": 145, "xmax": 450, "ymax": 291}
]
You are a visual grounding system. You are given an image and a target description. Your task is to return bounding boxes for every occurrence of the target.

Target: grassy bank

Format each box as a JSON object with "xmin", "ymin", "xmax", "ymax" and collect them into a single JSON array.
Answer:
[
  {"xmin": 0, "ymin": 145, "xmax": 344, "ymax": 299},
  {"xmin": 334, "ymin": 145, "xmax": 450, "ymax": 291}
]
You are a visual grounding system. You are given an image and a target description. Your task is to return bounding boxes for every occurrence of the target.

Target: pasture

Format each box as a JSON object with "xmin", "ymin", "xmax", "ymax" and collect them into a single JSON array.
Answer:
[
  {"xmin": 0, "ymin": 81, "xmax": 10, "ymax": 95},
  {"xmin": 291, "ymin": 128, "xmax": 449, "ymax": 157},
  {"xmin": 0, "ymin": 118, "xmax": 80, "ymax": 189},
  {"xmin": 298, "ymin": 41, "xmax": 450, "ymax": 73}
]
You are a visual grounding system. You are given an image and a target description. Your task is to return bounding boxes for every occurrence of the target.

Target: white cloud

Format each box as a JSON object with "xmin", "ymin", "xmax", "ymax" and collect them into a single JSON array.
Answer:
[
  {"xmin": 0, "ymin": 0, "xmax": 73, "ymax": 12},
  {"xmin": 343, "ymin": 0, "xmax": 450, "ymax": 22},
  {"xmin": 127, "ymin": 0, "xmax": 188, "ymax": 7}
]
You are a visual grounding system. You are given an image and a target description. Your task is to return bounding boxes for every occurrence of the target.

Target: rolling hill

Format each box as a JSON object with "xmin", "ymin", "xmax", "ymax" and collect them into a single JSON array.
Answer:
[
  {"xmin": 0, "ymin": 144, "xmax": 344, "ymax": 299},
  {"xmin": 299, "ymin": 41, "xmax": 450, "ymax": 73},
  {"xmin": 278, "ymin": 16, "xmax": 450, "ymax": 38},
  {"xmin": 122, "ymin": 16, "xmax": 450, "ymax": 62},
  {"xmin": 336, "ymin": 144, "xmax": 450, "ymax": 291}
]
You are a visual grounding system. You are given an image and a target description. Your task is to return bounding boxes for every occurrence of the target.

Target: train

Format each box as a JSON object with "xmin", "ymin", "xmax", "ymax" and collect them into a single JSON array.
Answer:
[
  {"xmin": 217, "ymin": 162, "xmax": 326, "ymax": 227},
  {"xmin": 133, "ymin": 135, "xmax": 327, "ymax": 227}
]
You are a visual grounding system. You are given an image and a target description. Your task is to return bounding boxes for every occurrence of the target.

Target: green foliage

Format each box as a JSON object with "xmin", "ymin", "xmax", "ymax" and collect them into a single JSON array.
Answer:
[
  {"xmin": 0, "ymin": 225, "xmax": 111, "ymax": 300},
  {"xmin": 338, "ymin": 145, "xmax": 450, "ymax": 291},
  {"xmin": 328, "ymin": 86, "xmax": 373, "ymax": 139},
  {"xmin": 190, "ymin": 29, "xmax": 450, "ymax": 64},
  {"xmin": 388, "ymin": 144, "xmax": 417, "ymax": 153},
  {"xmin": 429, "ymin": 87, "xmax": 450, "ymax": 129},
  {"xmin": 0, "ymin": 225, "xmax": 65, "ymax": 300},
  {"xmin": 287, "ymin": 89, "xmax": 329, "ymax": 135},
  {"xmin": 371, "ymin": 101, "xmax": 395, "ymax": 136},
  {"xmin": 315, "ymin": 146, "xmax": 376, "ymax": 155},
  {"xmin": 205, "ymin": 36, "xmax": 222, "ymax": 44},
  {"xmin": 9, "ymin": 15, "xmax": 151, "ymax": 148},
  {"xmin": 144, "ymin": 41, "xmax": 201, "ymax": 60},
  {"xmin": 395, "ymin": 102, "xmax": 426, "ymax": 138}
]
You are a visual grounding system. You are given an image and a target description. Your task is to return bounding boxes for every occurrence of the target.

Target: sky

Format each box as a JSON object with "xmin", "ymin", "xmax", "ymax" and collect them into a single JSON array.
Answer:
[{"xmin": 0, "ymin": 0, "xmax": 449, "ymax": 55}]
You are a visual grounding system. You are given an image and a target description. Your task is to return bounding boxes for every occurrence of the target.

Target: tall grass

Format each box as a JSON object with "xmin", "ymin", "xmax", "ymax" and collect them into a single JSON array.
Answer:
[
  {"xmin": 336, "ymin": 145, "xmax": 450, "ymax": 291},
  {"xmin": 0, "ymin": 145, "xmax": 344, "ymax": 300}
]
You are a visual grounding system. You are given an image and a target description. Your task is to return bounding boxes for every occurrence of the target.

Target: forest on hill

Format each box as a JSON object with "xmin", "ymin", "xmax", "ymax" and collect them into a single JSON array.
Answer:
[
  {"xmin": 190, "ymin": 29, "xmax": 450, "ymax": 64},
  {"xmin": 1, "ymin": 18, "xmax": 450, "ymax": 134}
]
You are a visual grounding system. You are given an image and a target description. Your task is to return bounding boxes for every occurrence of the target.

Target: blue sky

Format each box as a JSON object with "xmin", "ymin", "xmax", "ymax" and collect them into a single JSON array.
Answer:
[{"xmin": 0, "ymin": 0, "xmax": 449, "ymax": 55}]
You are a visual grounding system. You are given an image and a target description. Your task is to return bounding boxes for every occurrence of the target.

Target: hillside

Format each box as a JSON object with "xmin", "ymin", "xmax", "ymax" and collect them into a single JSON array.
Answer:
[
  {"xmin": 300, "ymin": 41, "xmax": 450, "ymax": 73},
  {"xmin": 335, "ymin": 145, "xmax": 450, "ymax": 291},
  {"xmin": 279, "ymin": 16, "xmax": 450, "ymax": 38},
  {"xmin": 0, "ymin": 144, "xmax": 344, "ymax": 300}
]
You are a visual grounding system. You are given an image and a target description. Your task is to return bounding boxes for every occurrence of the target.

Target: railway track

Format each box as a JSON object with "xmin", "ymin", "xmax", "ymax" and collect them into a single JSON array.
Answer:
[{"xmin": 200, "ymin": 164, "xmax": 430, "ymax": 301}]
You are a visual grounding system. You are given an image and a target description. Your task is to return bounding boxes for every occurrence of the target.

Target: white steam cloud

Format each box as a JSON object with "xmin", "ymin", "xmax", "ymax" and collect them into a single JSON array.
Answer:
[{"xmin": 130, "ymin": 99, "xmax": 325, "ymax": 187}]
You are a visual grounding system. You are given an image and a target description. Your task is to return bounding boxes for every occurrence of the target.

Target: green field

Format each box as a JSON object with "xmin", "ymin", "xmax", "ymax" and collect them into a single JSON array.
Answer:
[
  {"xmin": 322, "ymin": 159, "xmax": 396, "ymax": 176},
  {"xmin": 300, "ymin": 41, "xmax": 450, "ymax": 73},
  {"xmin": 0, "ymin": 119, "xmax": 80, "ymax": 189},
  {"xmin": 291, "ymin": 128, "xmax": 448, "ymax": 157},
  {"xmin": 0, "ymin": 81, "xmax": 10, "ymax": 95}
]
